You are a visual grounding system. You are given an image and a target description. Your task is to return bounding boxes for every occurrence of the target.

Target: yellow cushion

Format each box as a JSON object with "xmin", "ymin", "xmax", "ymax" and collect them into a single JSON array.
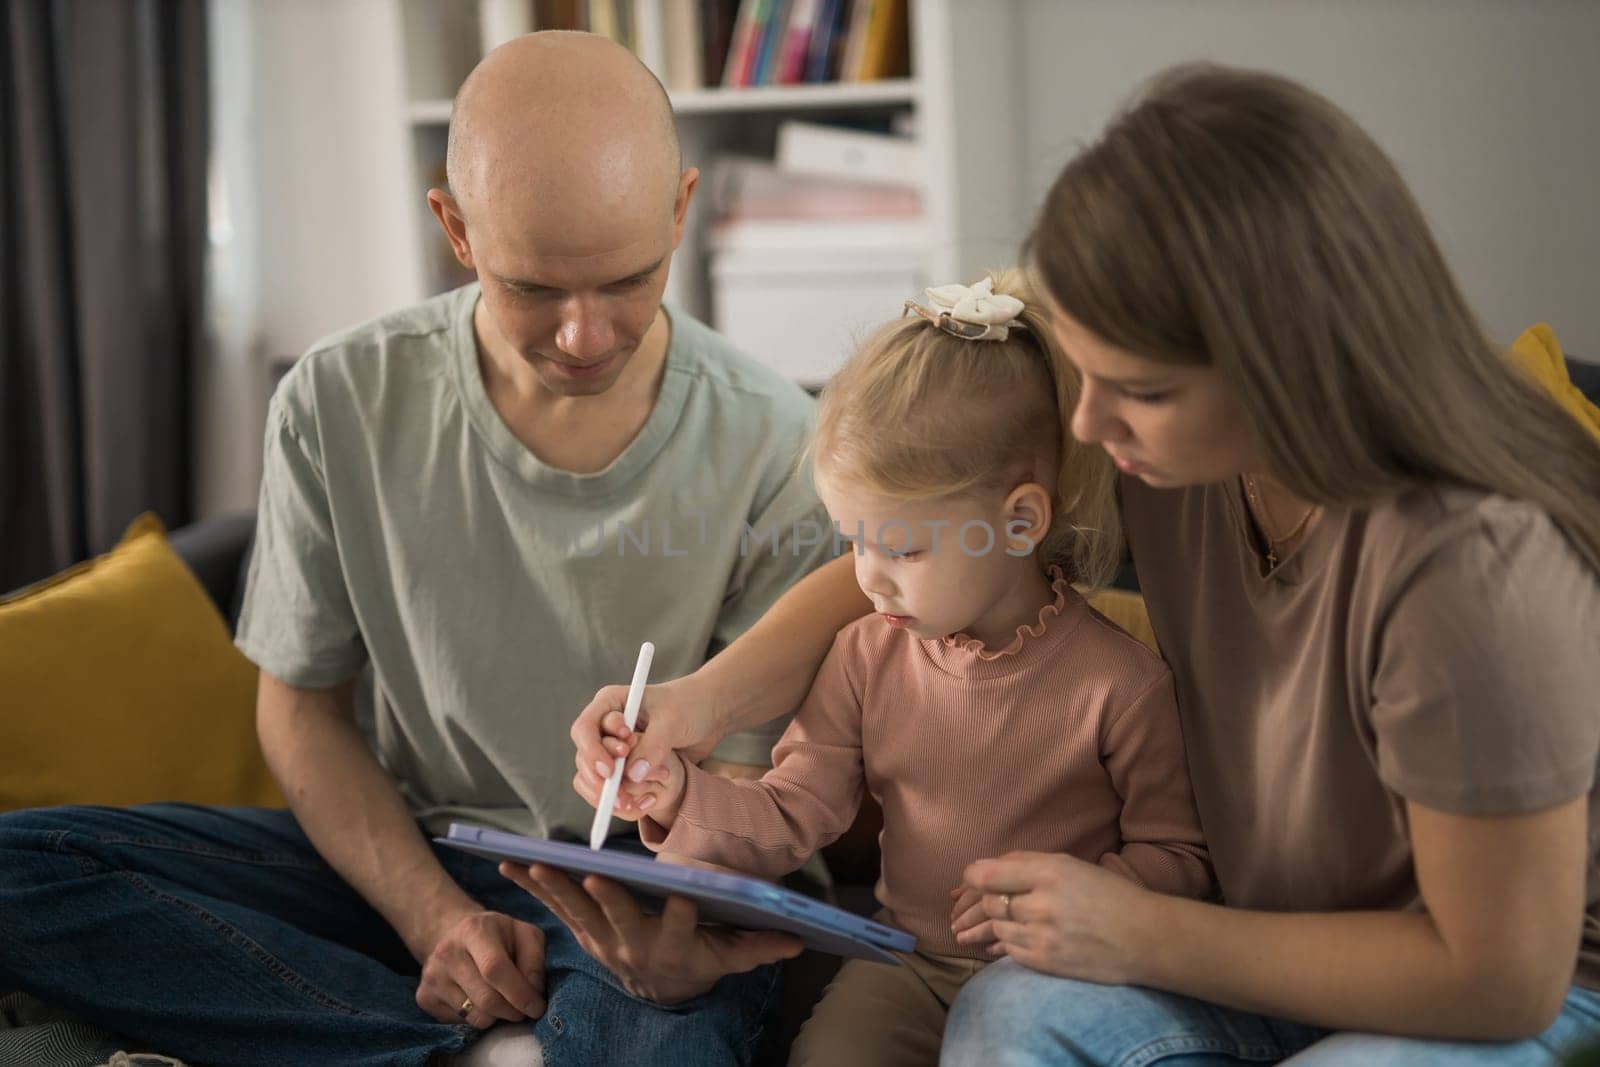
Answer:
[
  {"xmin": 1508, "ymin": 323, "xmax": 1600, "ymax": 440},
  {"xmin": 1085, "ymin": 587, "xmax": 1158, "ymax": 653},
  {"xmin": 0, "ymin": 514, "xmax": 283, "ymax": 811}
]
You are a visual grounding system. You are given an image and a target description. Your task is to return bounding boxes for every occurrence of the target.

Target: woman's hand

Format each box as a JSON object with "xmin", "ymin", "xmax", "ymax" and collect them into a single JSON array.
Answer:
[
  {"xmin": 501, "ymin": 863, "xmax": 802, "ymax": 1004},
  {"xmin": 954, "ymin": 851, "xmax": 1159, "ymax": 985},
  {"xmin": 413, "ymin": 904, "xmax": 548, "ymax": 1028},
  {"xmin": 571, "ymin": 676, "xmax": 723, "ymax": 815}
]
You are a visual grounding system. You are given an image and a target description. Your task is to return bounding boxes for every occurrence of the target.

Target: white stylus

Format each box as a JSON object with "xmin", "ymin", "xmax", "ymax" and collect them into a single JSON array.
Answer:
[{"xmin": 589, "ymin": 641, "xmax": 655, "ymax": 850}]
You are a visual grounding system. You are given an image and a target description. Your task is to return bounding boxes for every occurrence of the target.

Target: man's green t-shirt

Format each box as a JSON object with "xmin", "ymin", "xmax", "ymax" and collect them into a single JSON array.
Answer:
[{"xmin": 236, "ymin": 284, "xmax": 836, "ymax": 838}]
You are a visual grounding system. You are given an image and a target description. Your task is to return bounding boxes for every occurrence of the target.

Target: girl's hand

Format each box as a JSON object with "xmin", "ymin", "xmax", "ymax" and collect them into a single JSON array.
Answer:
[
  {"xmin": 571, "ymin": 676, "xmax": 723, "ymax": 811},
  {"xmin": 630, "ymin": 750, "xmax": 687, "ymax": 824},
  {"xmin": 571, "ymin": 743, "xmax": 687, "ymax": 823},
  {"xmin": 949, "ymin": 884, "xmax": 997, "ymax": 947},
  {"xmin": 957, "ymin": 851, "xmax": 1159, "ymax": 985}
]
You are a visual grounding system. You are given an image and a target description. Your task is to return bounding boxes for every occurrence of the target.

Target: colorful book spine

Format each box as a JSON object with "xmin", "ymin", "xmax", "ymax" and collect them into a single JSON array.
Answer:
[
  {"xmin": 750, "ymin": 0, "xmax": 788, "ymax": 86},
  {"xmin": 838, "ymin": 0, "xmax": 874, "ymax": 82},
  {"xmin": 722, "ymin": 0, "xmax": 768, "ymax": 87},
  {"xmin": 857, "ymin": 0, "xmax": 907, "ymax": 81},
  {"xmin": 804, "ymin": 0, "xmax": 844, "ymax": 83},
  {"xmin": 775, "ymin": 0, "xmax": 820, "ymax": 84}
]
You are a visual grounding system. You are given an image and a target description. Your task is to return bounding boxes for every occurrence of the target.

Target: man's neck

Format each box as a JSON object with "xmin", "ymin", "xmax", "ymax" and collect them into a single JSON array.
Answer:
[{"xmin": 474, "ymin": 302, "xmax": 672, "ymax": 474}]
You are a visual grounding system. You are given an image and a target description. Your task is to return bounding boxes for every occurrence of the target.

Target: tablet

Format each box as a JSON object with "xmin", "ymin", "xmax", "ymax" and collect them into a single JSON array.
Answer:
[{"xmin": 436, "ymin": 823, "xmax": 915, "ymax": 964}]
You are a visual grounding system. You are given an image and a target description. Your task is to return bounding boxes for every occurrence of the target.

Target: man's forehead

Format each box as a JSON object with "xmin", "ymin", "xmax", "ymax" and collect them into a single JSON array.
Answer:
[{"xmin": 479, "ymin": 218, "xmax": 671, "ymax": 288}]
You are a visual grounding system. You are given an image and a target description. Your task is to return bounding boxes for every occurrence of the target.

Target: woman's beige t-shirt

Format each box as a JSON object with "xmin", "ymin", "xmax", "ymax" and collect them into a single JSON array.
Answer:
[{"xmin": 1122, "ymin": 476, "xmax": 1600, "ymax": 989}]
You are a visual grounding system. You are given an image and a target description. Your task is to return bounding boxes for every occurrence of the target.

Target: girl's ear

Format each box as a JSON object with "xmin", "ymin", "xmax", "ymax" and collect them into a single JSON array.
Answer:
[{"xmin": 1003, "ymin": 482, "xmax": 1054, "ymax": 551}]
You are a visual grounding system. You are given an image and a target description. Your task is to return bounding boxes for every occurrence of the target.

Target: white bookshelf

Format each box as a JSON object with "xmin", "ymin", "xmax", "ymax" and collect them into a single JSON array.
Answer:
[
  {"xmin": 411, "ymin": 77, "xmax": 918, "ymax": 122},
  {"xmin": 672, "ymin": 77, "xmax": 918, "ymax": 114},
  {"xmin": 394, "ymin": 0, "xmax": 1024, "ymax": 375}
]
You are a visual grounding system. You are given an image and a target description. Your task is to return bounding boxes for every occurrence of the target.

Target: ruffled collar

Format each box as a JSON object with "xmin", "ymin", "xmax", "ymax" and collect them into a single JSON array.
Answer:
[{"xmin": 937, "ymin": 566, "xmax": 1075, "ymax": 662}]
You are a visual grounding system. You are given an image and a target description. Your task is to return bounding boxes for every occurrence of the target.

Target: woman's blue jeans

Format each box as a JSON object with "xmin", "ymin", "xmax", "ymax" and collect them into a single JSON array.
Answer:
[
  {"xmin": 0, "ymin": 804, "xmax": 779, "ymax": 1067},
  {"xmin": 940, "ymin": 957, "xmax": 1600, "ymax": 1066}
]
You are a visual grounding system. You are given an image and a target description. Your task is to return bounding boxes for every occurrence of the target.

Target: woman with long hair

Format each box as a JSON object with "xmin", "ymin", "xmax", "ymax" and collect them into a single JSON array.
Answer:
[{"xmin": 934, "ymin": 64, "xmax": 1600, "ymax": 1063}]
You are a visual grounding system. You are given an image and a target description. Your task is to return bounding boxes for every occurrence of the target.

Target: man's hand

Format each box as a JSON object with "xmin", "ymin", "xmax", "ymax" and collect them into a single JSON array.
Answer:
[
  {"xmin": 501, "ymin": 863, "xmax": 802, "ymax": 1005},
  {"xmin": 414, "ymin": 905, "xmax": 549, "ymax": 1028}
]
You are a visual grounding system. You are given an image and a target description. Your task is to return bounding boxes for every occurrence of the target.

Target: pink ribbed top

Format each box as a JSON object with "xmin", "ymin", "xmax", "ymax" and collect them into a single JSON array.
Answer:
[{"xmin": 640, "ymin": 576, "xmax": 1214, "ymax": 957}]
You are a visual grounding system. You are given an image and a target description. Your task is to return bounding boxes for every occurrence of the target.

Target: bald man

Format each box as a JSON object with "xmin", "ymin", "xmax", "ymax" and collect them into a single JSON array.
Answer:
[{"xmin": 0, "ymin": 33, "xmax": 830, "ymax": 1067}]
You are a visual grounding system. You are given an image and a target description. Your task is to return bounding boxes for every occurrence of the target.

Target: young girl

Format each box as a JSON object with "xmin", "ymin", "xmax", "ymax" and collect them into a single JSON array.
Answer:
[{"xmin": 578, "ymin": 270, "xmax": 1213, "ymax": 1066}]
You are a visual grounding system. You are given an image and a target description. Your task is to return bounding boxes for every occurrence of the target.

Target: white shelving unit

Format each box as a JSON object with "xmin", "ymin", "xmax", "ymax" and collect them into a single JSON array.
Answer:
[
  {"xmin": 406, "ymin": 79, "xmax": 919, "ymax": 137},
  {"xmin": 394, "ymin": 0, "xmax": 1024, "ymax": 379},
  {"xmin": 674, "ymin": 77, "xmax": 918, "ymax": 114}
]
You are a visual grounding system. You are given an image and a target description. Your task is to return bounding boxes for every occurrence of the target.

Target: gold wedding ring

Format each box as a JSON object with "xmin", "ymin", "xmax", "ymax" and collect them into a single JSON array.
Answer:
[
  {"xmin": 457, "ymin": 996, "xmax": 474, "ymax": 1020},
  {"xmin": 1001, "ymin": 893, "xmax": 1013, "ymax": 921}
]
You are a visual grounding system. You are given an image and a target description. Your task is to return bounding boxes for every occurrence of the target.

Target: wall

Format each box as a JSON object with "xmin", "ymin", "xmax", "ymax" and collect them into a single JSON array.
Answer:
[
  {"xmin": 198, "ymin": 0, "xmax": 424, "ymax": 516},
  {"xmin": 1015, "ymin": 0, "xmax": 1600, "ymax": 358}
]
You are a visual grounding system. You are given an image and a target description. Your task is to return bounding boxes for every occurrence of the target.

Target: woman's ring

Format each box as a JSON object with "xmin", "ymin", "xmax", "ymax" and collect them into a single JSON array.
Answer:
[
  {"xmin": 458, "ymin": 996, "xmax": 474, "ymax": 1020},
  {"xmin": 1001, "ymin": 893, "xmax": 1013, "ymax": 921}
]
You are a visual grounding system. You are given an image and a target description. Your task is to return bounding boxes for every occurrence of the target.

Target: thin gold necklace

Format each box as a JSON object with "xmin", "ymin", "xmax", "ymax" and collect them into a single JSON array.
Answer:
[{"xmin": 1242, "ymin": 474, "xmax": 1318, "ymax": 569}]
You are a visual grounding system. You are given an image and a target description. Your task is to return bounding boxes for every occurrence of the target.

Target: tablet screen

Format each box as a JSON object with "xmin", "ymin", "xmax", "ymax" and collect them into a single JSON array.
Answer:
[{"xmin": 437, "ymin": 822, "xmax": 914, "ymax": 963}]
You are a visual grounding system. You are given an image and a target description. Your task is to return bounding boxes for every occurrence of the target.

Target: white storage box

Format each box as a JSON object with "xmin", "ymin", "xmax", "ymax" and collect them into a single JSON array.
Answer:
[
  {"xmin": 774, "ymin": 121, "xmax": 922, "ymax": 187},
  {"xmin": 710, "ymin": 219, "xmax": 928, "ymax": 388}
]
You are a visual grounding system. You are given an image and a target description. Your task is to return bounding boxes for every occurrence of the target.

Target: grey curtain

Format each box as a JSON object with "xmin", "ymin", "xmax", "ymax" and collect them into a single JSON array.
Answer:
[{"xmin": 1, "ymin": 0, "xmax": 208, "ymax": 589}]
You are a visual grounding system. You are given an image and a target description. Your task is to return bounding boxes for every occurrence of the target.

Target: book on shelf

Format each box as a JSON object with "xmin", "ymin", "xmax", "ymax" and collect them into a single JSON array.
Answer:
[
  {"xmin": 533, "ymin": 0, "xmax": 583, "ymax": 31},
  {"xmin": 706, "ymin": 152, "xmax": 925, "ymax": 286},
  {"xmin": 837, "ymin": 0, "xmax": 873, "ymax": 82},
  {"xmin": 856, "ymin": 0, "xmax": 908, "ymax": 81},
  {"xmin": 751, "ymin": 0, "xmax": 788, "ymax": 85},
  {"xmin": 803, "ymin": 0, "xmax": 849, "ymax": 83},
  {"xmin": 722, "ymin": 0, "xmax": 768, "ymax": 88},
  {"xmin": 691, "ymin": 0, "xmax": 915, "ymax": 90},
  {"xmin": 585, "ymin": 0, "xmax": 635, "ymax": 50},
  {"xmin": 661, "ymin": 0, "xmax": 703, "ymax": 90},
  {"xmin": 775, "ymin": 0, "xmax": 821, "ymax": 84},
  {"xmin": 710, "ymin": 215, "xmax": 927, "ymax": 256},
  {"xmin": 709, "ymin": 156, "xmax": 921, "ymax": 223},
  {"xmin": 435, "ymin": 0, "xmax": 912, "ymax": 99},
  {"xmin": 587, "ymin": 0, "xmax": 616, "ymax": 41},
  {"xmin": 700, "ymin": 0, "xmax": 740, "ymax": 87}
]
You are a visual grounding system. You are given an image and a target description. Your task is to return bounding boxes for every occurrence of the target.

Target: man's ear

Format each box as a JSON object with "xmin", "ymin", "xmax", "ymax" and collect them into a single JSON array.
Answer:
[
  {"xmin": 671, "ymin": 167, "xmax": 700, "ymax": 250},
  {"xmin": 427, "ymin": 189, "xmax": 475, "ymax": 270},
  {"xmin": 1004, "ymin": 482, "xmax": 1054, "ymax": 553}
]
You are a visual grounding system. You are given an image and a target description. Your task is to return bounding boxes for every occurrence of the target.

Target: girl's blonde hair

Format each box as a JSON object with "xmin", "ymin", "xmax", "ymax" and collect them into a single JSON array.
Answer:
[{"xmin": 812, "ymin": 268, "xmax": 1122, "ymax": 589}]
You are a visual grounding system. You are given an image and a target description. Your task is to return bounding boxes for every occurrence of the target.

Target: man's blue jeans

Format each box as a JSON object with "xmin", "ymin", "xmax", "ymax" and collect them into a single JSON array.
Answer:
[
  {"xmin": 0, "ymin": 804, "xmax": 779, "ymax": 1067},
  {"xmin": 940, "ymin": 958, "xmax": 1600, "ymax": 1066}
]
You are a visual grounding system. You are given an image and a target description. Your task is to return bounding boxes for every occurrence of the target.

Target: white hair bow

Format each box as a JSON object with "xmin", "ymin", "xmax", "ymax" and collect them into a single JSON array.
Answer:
[{"xmin": 911, "ymin": 277, "xmax": 1026, "ymax": 341}]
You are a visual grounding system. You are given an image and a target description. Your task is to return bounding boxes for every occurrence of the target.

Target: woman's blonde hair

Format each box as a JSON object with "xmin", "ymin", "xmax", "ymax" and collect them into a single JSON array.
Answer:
[
  {"xmin": 812, "ymin": 268, "xmax": 1122, "ymax": 588},
  {"xmin": 1029, "ymin": 63, "xmax": 1600, "ymax": 569}
]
